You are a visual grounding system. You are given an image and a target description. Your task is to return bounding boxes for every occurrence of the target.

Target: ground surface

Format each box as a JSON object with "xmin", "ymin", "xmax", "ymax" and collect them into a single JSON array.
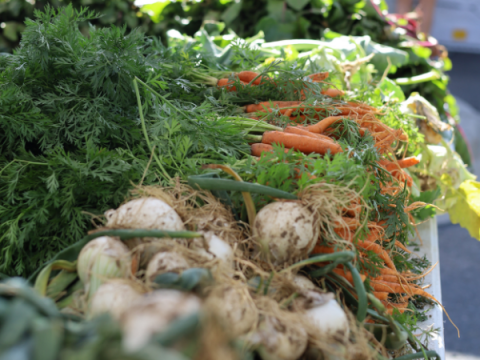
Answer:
[{"xmin": 438, "ymin": 51, "xmax": 480, "ymax": 359}]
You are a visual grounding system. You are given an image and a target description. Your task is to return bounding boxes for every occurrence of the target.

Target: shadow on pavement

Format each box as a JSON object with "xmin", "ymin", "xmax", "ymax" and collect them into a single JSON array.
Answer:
[{"xmin": 439, "ymin": 222, "xmax": 480, "ymax": 355}]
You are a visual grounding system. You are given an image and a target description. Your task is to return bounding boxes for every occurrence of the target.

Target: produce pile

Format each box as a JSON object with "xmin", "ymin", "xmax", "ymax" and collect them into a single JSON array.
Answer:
[{"xmin": 0, "ymin": 5, "xmax": 460, "ymax": 360}]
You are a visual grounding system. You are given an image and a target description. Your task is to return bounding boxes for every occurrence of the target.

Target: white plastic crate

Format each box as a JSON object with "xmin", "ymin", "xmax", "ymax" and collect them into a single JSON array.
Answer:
[{"xmin": 409, "ymin": 217, "xmax": 445, "ymax": 358}]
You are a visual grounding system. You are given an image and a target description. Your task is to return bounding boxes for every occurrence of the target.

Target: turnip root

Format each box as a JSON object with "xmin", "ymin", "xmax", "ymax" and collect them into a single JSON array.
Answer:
[
  {"xmin": 105, "ymin": 198, "xmax": 185, "ymax": 231},
  {"xmin": 303, "ymin": 291, "xmax": 349, "ymax": 340},
  {"xmin": 253, "ymin": 202, "xmax": 318, "ymax": 265},
  {"xmin": 88, "ymin": 279, "xmax": 143, "ymax": 320},
  {"xmin": 77, "ymin": 236, "xmax": 132, "ymax": 298},
  {"xmin": 192, "ymin": 231, "xmax": 234, "ymax": 268},
  {"xmin": 205, "ymin": 285, "xmax": 257, "ymax": 337},
  {"xmin": 121, "ymin": 290, "xmax": 201, "ymax": 351},
  {"xmin": 292, "ymin": 275, "xmax": 317, "ymax": 292},
  {"xmin": 251, "ymin": 313, "xmax": 308, "ymax": 360},
  {"xmin": 145, "ymin": 251, "xmax": 190, "ymax": 281}
]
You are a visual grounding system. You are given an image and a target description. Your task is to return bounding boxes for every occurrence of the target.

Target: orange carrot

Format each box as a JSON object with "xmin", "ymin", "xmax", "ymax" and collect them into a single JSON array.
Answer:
[
  {"xmin": 251, "ymin": 143, "xmax": 290, "ymax": 157},
  {"xmin": 370, "ymin": 280, "xmax": 439, "ymax": 303},
  {"xmin": 245, "ymin": 101, "xmax": 303, "ymax": 113},
  {"xmin": 308, "ymin": 72, "xmax": 329, "ymax": 82},
  {"xmin": 285, "ymin": 126, "xmax": 335, "ymax": 141},
  {"xmin": 311, "ymin": 245, "xmax": 335, "ymax": 255},
  {"xmin": 396, "ymin": 157, "xmax": 420, "ymax": 169},
  {"xmin": 372, "ymin": 292, "xmax": 389, "ymax": 301},
  {"xmin": 356, "ymin": 240, "xmax": 396, "ymax": 270},
  {"xmin": 306, "ymin": 116, "xmax": 347, "ymax": 134},
  {"xmin": 217, "ymin": 78, "xmax": 246, "ymax": 92},
  {"xmin": 378, "ymin": 267, "xmax": 400, "ymax": 276},
  {"xmin": 321, "ymin": 88, "xmax": 345, "ymax": 97},
  {"xmin": 236, "ymin": 71, "xmax": 268, "ymax": 85},
  {"xmin": 333, "ymin": 268, "xmax": 367, "ymax": 285},
  {"xmin": 262, "ymin": 131, "xmax": 343, "ymax": 155}
]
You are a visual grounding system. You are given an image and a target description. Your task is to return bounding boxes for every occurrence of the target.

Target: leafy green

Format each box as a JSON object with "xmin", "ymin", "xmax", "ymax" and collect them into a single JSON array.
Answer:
[{"xmin": 0, "ymin": 6, "xmax": 249, "ymax": 276}]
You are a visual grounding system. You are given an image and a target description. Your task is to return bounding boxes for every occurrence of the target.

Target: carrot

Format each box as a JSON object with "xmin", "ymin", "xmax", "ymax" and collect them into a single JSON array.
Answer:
[
  {"xmin": 285, "ymin": 126, "xmax": 335, "ymax": 141},
  {"xmin": 311, "ymin": 245, "xmax": 335, "ymax": 255},
  {"xmin": 378, "ymin": 267, "xmax": 400, "ymax": 276},
  {"xmin": 356, "ymin": 240, "xmax": 396, "ymax": 270},
  {"xmin": 306, "ymin": 116, "xmax": 348, "ymax": 134},
  {"xmin": 251, "ymin": 143, "xmax": 290, "ymax": 157},
  {"xmin": 381, "ymin": 300, "xmax": 409, "ymax": 309},
  {"xmin": 372, "ymin": 292, "xmax": 389, "ymax": 301},
  {"xmin": 217, "ymin": 78, "xmax": 246, "ymax": 92},
  {"xmin": 245, "ymin": 101, "xmax": 303, "ymax": 113},
  {"xmin": 308, "ymin": 72, "xmax": 329, "ymax": 82},
  {"xmin": 332, "ymin": 268, "xmax": 367, "ymax": 285},
  {"xmin": 370, "ymin": 280, "xmax": 439, "ymax": 303},
  {"xmin": 236, "ymin": 71, "xmax": 269, "ymax": 85},
  {"xmin": 321, "ymin": 88, "xmax": 345, "ymax": 97},
  {"xmin": 262, "ymin": 131, "xmax": 343, "ymax": 155},
  {"xmin": 395, "ymin": 157, "xmax": 420, "ymax": 169}
]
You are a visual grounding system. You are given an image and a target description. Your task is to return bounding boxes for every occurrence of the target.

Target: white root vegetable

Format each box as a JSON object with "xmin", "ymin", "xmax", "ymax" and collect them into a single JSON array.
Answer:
[
  {"xmin": 253, "ymin": 202, "xmax": 318, "ymax": 265},
  {"xmin": 205, "ymin": 286, "xmax": 257, "ymax": 337},
  {"xmin": 303, "ymin": 291, "xmax": 349, "ymax": 340},
  {"xmin": 292, "ymin": 275, "xmax": 317, "ymax": 292},
  {"xmin": 252, "ymin": 314, "xmax": 308, "ymax": 360},
  {"xmin": 88, "ymin": 279, "xmax": 143, "ymax": 320},
  {"xmin": 121, "ymin": 290, "xmax": 201, "ymax": 352},
  {"xmin": 77, "ymin": 236, "xmax": 132, "ymax": 298},
  {"xmin": 145, "ymin": 251, "xmax": 190, "ymax": 281},
  {"xmin": 192, "ymin": 231, "xmax": 234, "ymax": 267},
  {"xmin": 105, "ymin": 198, "xmax": 185, "ymax": 231}
]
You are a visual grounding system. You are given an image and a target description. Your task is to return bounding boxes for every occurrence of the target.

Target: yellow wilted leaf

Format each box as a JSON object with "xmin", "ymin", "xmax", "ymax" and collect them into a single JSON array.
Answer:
[{"xmin": 449, "ymin": 180, "xmax": 480, "ymax": 240}]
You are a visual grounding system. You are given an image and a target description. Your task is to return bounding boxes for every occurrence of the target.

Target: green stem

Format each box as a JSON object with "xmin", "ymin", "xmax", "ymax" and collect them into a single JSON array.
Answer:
[
  {"xmin": 346, "ymin": 262, "xmax": 367, "ymax": 323},
  {"xmin": 394, "ymin": 71, "xmax": 441, "ymax": 86},
  {"xmin": 85, "ymin": 229, "xmax": 202, "ymax": 241},
  {"xmin": 263, "ymin": 271, "xmax": 275, "ymax": 295},
  {"xmin": 281, "ymin": 251, "xmax": 355, "ymax": 273},
  {"xmin": 244, "ymin": 134, "xmax": 263, "ymax": 142},
  {"xmin": 393, "ymin": 351, "xmax": 440, "ymax": 360},
  {"xmin": 135, "ymin": 77, "xmax": 191, "ymax": 119},
  {"xmin": 133, "ymin": 78, "xmax": 172, "ymax": 181}
]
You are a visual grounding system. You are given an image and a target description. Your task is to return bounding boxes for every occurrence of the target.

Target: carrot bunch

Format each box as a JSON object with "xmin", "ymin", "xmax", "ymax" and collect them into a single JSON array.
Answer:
[
  {"xmin": 216, "ymin": 71, "xmax": 345, "ymax": 99},
  {"xmin": 311, "ymin": 219, "xmax": 438, "ymax": 316}
]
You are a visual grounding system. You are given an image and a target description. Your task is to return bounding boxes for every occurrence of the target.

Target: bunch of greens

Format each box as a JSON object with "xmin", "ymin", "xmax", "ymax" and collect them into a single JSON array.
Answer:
[
  {"xmin": 0, "ymin": 6, "xmax": 249, "ymax": 277},
  {"xmin": 0, "ymin": 0, "xmax": 168, "ymax": 53}
]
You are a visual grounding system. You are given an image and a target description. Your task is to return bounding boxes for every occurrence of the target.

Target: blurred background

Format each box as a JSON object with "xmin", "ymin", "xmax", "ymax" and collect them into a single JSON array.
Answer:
[{"xmin": 1, "ymin": 0, "xmax": 479, "ymax": 358}]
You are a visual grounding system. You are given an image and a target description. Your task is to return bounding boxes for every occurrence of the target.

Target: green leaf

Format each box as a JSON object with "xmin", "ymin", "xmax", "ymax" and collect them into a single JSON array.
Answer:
[
  {"xmin": 0, "ymin": 299, "xmax": 36, "ymax": 349},
  {"xmin": 378, "ymin": 77, "xmax": 405, "ymax": 102},
  {"xmin": 188, "ymin": 175, "xmax": 298, "ymax": 199},
  {"xmin": 221, "ymin": 2, "xmax": 242, "ymax": 24},
  {"xmin": 153, "ymin": 268, "xmax": 213, "ymax": 291},
  {"xmin": 32, "ymin": 317, "xmax": 63, "ymax": 360},
  {"xmin": 287, "ymin": 0, "xmax": 310, "ymax": 11},
  {"xmin": 410, "ymin": 187, "xmax": 441, "ymax": 221}
]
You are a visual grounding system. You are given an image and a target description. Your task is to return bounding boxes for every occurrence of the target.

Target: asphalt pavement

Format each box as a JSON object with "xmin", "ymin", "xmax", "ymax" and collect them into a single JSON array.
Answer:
[{"xmin": 438, "ymin": 51, "xmax": 480, "ymax": 358}]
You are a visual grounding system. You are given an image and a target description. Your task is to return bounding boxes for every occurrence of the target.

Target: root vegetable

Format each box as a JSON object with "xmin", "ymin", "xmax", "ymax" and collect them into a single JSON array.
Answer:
[
  {"xmin": 303, "ymin": 292, "xmax": 349, "ymax": 340},
  {"xmin": 121, "ymin": 290, "xmax": 201, "ymax": 351},
  {"xmin": 77, "ymin": 236, "xmax": 132, "ymax": 298},
  {"xmin": 292, "ymin": 275, "xmax": 317, "ymax": 292},
  {"xmin": 145, "ymin": 251, "xmax": 190, "ymax": 281},
  {"xmin": 192, "ymin": 231, "xmax": 234, "ymax": 267},
  {"xmin": 253, "ymin": 314, "xmax": 308, "ymax": 360},
  {"xmin": 88, "ymin": 279, "xmax": 143, "ymax": 320},
  {"xmin": 205, "ymin": 286, "xmax": 257, "ymax": 337},
  {"xmin": 105, "ymin": 198, "xmax": 185, "ymax": 232},
  {"xmin": 253, "ymin": 202, "xmax": 318, "ymax": 265}
]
